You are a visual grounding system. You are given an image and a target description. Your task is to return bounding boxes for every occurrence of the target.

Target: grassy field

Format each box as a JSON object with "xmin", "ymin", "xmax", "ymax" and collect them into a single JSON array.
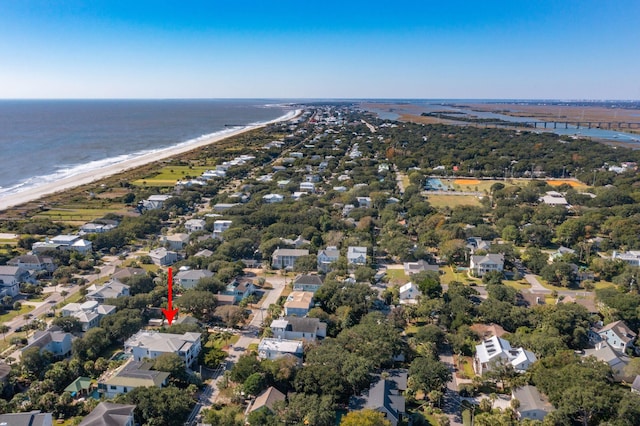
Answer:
[
  {"xmin": 206, "ymin": 333, "xmax": 240, "ymax": 350},
  {"xmin": 426, "ymin": 194, "xmax": 483, "ymax": 208},
  {"xmin": 386, "ymin": 268, "xmax": 408, "ymax": 285},
  {"xmin": 132, "ymin": 165, "xmax": 211, "ymax": 187},
  {"xmin": 503, "ymin": 279, "xmax": 531, "ymax": 291},
  {"xmin": 35, "ymin": 206, "xmax": 128, "ymax": 223},
  {"xmin": 440, "ymin": 266, "xmax": 473, "ymax": 284},
  {"xmin": 0, "ymin": 304, "xmax": 34, "ymax": 323}
]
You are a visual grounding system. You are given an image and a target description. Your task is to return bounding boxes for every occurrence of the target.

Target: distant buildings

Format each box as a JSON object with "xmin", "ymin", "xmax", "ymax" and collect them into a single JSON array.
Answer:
[
  {"xmin": 469, "ymin": 253, "xmax": 504, "ymax": 278},
  {"xmin": 184, "ymin": 218, "xmax": 206, "ymax": 233},
  {"xmin": 142, "ymin": 194, "xmax": 172, "ymax": 210},
  {"xmin": 317, "ymin": 246, "xmax": 340, "ymax": 273},
  {"xmin": 271, "ymin": 248, "xmax": 309, "ymax": 269},
  {"xmin": 403, "ymin": 260, "xmax": 439, "ymax": 276},
  {"xmin": 347, "ymin": 246, "xmax": 367, "ymax": 265},
  {"xmin": 32, "ymin": 234, "xmax": 93, "ymax": 254}
]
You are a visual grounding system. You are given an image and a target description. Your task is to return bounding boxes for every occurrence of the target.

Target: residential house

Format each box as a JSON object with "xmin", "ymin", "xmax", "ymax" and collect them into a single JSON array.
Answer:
[
  {"xmin": 22, "ymin": 329, "xmax": 73, "ymax": 359},
  {"xmin": 86, "ymin": 280, "xmax": 130, "ymax": 303},
  {"xmin": 0, "ymin": 411, "xmax": 53, "ymax": 426},
  {"xmin": 0, "ymin": 265, "xmax": 26, "ymax": 297},
  {"xmin": 64, "ymin": 376, "xmax": 93, "ymax": 399},
  {"xmin": 249, "ymin": 386, "xmax": 286, "ymax": 414},
  {"xmin": 305, "ymin": 174, "xmax": 320, "ymax": 183},
  {"xmin": 512, "ymin": 385, "xmax": 554, "ymax": 421},
  {"xmin": 293, "ymin": 274, "xmax": 324, "ymax": 293},
  {"xmin": 184, "ymin": 219, "xmax": 206, "ymax": 233},
  {"xmin": 540, "ymin": 191, "xmax": 569, "ymax": 206},
  {"xmin": 277, "ymin": 179, "xmax": 291, "ymax": 189},
  {"xmin": 271, "ymin": 248, "xmax": 309, "ymax": 269},
  {"xmin": 124, "ymin": 330, "xmax": 202, "ymax": 367},
  {"xmin": 193, "ymin": 249, "xmax": 214, "ymax": 258},
  {"xmin": 212, "ymin": 203, "xmax": 240, "ymax": 212},
  {"xmin": 469, "ymin": 253, "xmax": 505, "ymax": 278},
  {"xmin": 223, "ymin": 279, "xmax": 256, "ymax": 303},
  {"xmin": 270, "ymin": 316, "xmax": 327, "ymax": 341},
  {"xmin": 280, "ymin": 235, "xmax": 310, "ymax": 248},
  {"xmin": 356, "ymin": 196, "xmax": 372, "ymax": 208},
  {"xmin": 470, "ymin": 323, "xmax": 507, "ymax": 339},
  {"xmin": 142, "ymin": 194, "xmax": 172, "ymax": 210},
  {"xmin": 33, "ymin": 234, "xmax": 93, "ymax": 254},
  {"xmin": 598, "ymin": 320, "xmax": 637, "ymax": 352},
  {"xmin": 349, "ymin": 370, "xmax": 408, "ymax": 426},
  {"xmin": 612, "ymin": 250, "xmax": 640, "ymax": 267},
  {"xmin": 466, "ymin": 237, "xmax": 491, "ymax": 254},
  {"xmin": 258, "ymin": 338, "xmax": 304, "ymax": 360},
  {"xmin": 399, "ymin": 282, "xmax": 421, "ymax": 305},
  {"xmin": 8, "ymin": 254, "xmax": 56, "ymax": 273},
  {"xmin": 111, "ymin": 267, "xmax": 146, "ymax": 281},
  {"xmin": 263, "ymin": 193, "xmax": 284, "ymax": 203},
  {"xmin": 549, "ymin": 246, "xmax": 576, "ymax": 263},
  {"xmin": 175, "ymin": 269, "xmax": 213, "ymax": 290},
  {"xmin": 403, "ymin": 260, "xmax": 439, "ymax": 276},
  {"xmin": 284, "ymin": 291, "xmax": 314, "ymax": 317},
  {"xmin": 148, "ymin": 248, "xmax": 178, "ymax": 266},
  {"xmin": 79, "ymin": 402, "xmax": 136, "ymax": 426},
  {"xmin": 161, "ymin": 233, "xmax": 190, "ymax": 251},
  {"xmin": 342, "ymin": 204, "xmax": 355, "ymax": 216},
  {"xmin": 584, "ymin": 341, "xmax": 631, "ymax": 382},
  {"xmin": 317, "ymin": 246, "xmax": 340, "ymax": 273},
  {"xmin": 213, "ymin": 220, "xmax": 233, "ymax": 239},
  {"xmin": 474, "ymin": 335, "xmax": 537, "ymax": 375},
  {"xmin": 80, "ymin": 222, "xmax": 117, "ymax": 234},
  {"xmin": 61, "ymin": 301, "xmax": 116, "ymax": 331},
  {"xmin": 347, "ymin": 246, "xmax": 368, "ymax": 265},
  {"xmin": 98, "ymin": 359, "xmax": 170, "ymax": 399},
  {"xmin": 299, "ymin": 182, "xmax": 316, "ymax": 193}
]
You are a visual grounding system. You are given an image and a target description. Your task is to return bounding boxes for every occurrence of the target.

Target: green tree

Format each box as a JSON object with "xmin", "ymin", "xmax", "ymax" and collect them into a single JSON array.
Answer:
[
  {"xmin": 243, "ymin": 372, "xmax": 266, "ymax": 397},
  {"xmin": 409, "ymin": 355, "xmax": 452, "ymax": 396},
  {"xmin": 340, "ymin": 409, "xmax": 392, "ymax": 426},
  {"xmin": 153, "ymin": 353, "xmax": 188, "ymax": 386},
  {"xmin": 175, "ymin": 290, "xmax": 217, "ymax": 322}
]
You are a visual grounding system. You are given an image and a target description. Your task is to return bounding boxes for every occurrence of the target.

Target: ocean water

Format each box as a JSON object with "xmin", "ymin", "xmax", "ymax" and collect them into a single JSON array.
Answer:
[{"xmin": 0, "ymin": 99, "xmax": 290, "ymax": 197}]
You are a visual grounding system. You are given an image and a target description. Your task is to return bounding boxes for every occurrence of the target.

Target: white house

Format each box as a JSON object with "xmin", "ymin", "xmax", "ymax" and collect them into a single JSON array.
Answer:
[
  {"xmin": 597, "ymin": 320, "xmax": 637, "ymax": 352},
  {"xmin": 317, "ymin": 246, "xmax": 340, "ymax": 273},
  {"xmin": 271, "ymin": 248, "xmax": 309, "ymax": 269},
  {"xmin": 124, "ymin": 330, "xmax": 202, "ymax": 367},
  {"xmin": 612, "ymin": 250, "xmax": 640, "ymax": 267},
  {"xmin": 184, "ymin": 219, "xmax": 206, "ymax": 233},
  {"xmin": 33, "ymin": 234, "xmax": 93, "ymax": 254},
  {"xmin": 356, "ymin": 196, "xmax": 372, "ymax": 208},
  {"xmin": 540, "ymin": 191, "xmax": 568, "ymax": 206},
  {"xmin": 258, "ymin": 338, "xmax": 304, "ymax": 360},
  {"xmin": 0, "ymin": 265, "xmax": 26, "ymax": 297},
  {"xmin": 270, "ymin": 317, "xmax": 327, "ymax": 341},
  {"xmin": 86, "ymin": 280, "xmax": 130, "ymax": 303},
  {"xmin": 80, "ymin": 222, "xmax": 117, "ymax": 234},
  {"xmin": 512, "ymin": 386, "xmax": 554, "ymax": 421},
  {"xmin": 263, "ymin": 194, "xmax": 284, "ymax": 203},
  {"xmin": 213, "ymin": 220, "xmax": 233, "ymax": 239},
  {"xmin": 584, "ymin": 340, "xmax": 631, "ymax": 382},
  {"xmin": 474, "ymin": 335, "xmax": 537, "ymax": 375},
  {"xmin": 299, "ymin": 182, "xmax": 316, "ymax": 193},
  {"xmin": 175, "ymin": 269, "xmax": 213, "ymax": 290},
  {"xmin": 61, "ymin": 301, "xmax": 116, "ymax": 332},
  {"xmin": 97, "ymin": 359, "xmax": 169, "ymax": 399},
  {"xmin": 142, "ymin": 194, "xmax": 172, "ymax": 210},
  {"xmin": 469, "ymin": 253, "xmax": 504, "ymax": 277},
  {"xmin": 399, "ymin": 282, "xmax": 422, "ymax": 305},
  {"xmin": 347, "ymin": 246, "xmax": 368, "ymax": 265},
  {"xmin": 148, "ymin": 248, "xmax": 178, "ymax": 266},
  {"xmin": 8, "ymin": 254, "xmax": 56, "ymax": 273}
]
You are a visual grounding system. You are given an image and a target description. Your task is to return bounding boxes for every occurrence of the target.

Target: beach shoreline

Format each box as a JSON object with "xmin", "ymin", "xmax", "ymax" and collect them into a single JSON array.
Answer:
[{"xmin": 0, "ymin": 109, "xmax": 302, "ymax": 212}]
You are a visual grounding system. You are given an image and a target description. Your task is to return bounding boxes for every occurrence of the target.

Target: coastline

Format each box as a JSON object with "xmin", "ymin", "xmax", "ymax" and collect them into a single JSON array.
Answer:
[{"xmin": 0, "ymin": 109, "xmax": 302, "ymax": 212}]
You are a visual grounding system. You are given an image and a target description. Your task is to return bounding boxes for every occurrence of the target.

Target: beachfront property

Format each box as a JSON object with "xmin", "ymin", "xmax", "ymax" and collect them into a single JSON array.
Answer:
[
  {"xmin": 142, "ymin": 194, "xmax": 172, "ymax": 210},
  {"xmin": 124, "ymin": 330, "xmax": 202, "ymax": 367},
  {"xmin": 271, "ymin": 248, "xmax": 309, "ymax": 269},
  {"xmin": 7, "ymin": 254, "xmax": 56, "ymax": 273},
  {"xmin": 86, "ymin": 280, "xmax": 130, "ymax": 303},
  {"xmin": 347, "ymin": 246, "xmax": 368, "ymax": 265},
  {"xmin": 0, "ymin": 265, "xmax": 28, "ymax": 297},
  {"xmin": 148, "ymin": 247, "xmax": 178, "ymax": 266},
  {"xmin": 79, "ymin": 402, "xmax": 136, "ymax": 426},
  {"xmin": 270, "ymin": 316, "xmax": 327, "ymax": 341},
  {"xmin": 32, "ymin": 234, "xmax": 93, "ymax": 254},
  {"xmin": 184, "ymin": 218, "xmax": 206, "ymax": 233},
  {"xmin": 98, "ymin": 359, "xmax": 170, "ymax": 399},
  {"xmin": 174, "ymin": 268, "xmax": 213, "ymax": 289},
  {"xmin": 469, "ymin": 253, "xmax": 505, "ymax": 278},
  {"xmin": 61, "ymin": 300, "xmax": 116, "ymax": 332},
  {"xmin": 283, "ymin": 291, "xmax": 314, "ymax": 317},
  {"xmin": 258, "ymin": 338, "xmax": 304, "ymax": 360}
]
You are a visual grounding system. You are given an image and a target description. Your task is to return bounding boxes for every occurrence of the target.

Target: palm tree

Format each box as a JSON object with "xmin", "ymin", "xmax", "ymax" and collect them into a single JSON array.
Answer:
[
  {"xmin": 60, "ymin": 290, "xmax": 69, "ymax": 302},
  {"xmin": 0, "ymin": 325, "xmax": 9, "ymax": 341}
]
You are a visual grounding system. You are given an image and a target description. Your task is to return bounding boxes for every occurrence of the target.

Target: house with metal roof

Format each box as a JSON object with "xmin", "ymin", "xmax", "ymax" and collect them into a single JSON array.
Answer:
[
  {"xmin": 79, "ymin": 402, "xmax": 135, "ymax": 426},
  {"xmin": 98, "ymin": 359, "xmax": 169, "ymax": 399},
  {"xmin": 258, "ymin": 338, "xmax": 304, "ymax": 360}
]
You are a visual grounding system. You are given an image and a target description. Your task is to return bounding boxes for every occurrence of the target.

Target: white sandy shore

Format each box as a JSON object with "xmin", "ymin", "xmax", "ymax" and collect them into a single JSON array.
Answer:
[{"xmin": 0, "ymin": 109, "xmax": 302, "ymax": 212}]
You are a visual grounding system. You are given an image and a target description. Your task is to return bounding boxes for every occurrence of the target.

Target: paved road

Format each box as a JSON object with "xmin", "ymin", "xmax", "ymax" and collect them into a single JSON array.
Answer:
[
  {"xmin": 440, "ymin": 346, "xmax": 464, "ymax": 426},
  {"xmin": 524, "ymin": 274, "xmax": 551, "ymax": 294}
]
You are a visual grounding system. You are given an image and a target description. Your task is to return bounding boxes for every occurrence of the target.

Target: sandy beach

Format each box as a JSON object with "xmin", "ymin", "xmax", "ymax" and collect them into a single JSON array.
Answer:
[{"xmin": 0, "ymin": 109, "xmax": 302, "ymax": 212}]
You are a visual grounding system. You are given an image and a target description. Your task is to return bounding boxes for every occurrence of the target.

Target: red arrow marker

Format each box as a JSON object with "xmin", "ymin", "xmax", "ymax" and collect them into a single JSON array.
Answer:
[{"xmin": 162, "ymin": 267, "xmax": 178, "ymax": 325}]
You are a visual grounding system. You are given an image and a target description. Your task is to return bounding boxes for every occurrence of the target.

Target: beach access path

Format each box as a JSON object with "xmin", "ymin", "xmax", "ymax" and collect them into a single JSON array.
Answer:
[{"xmin": 0, "ymin": 109, "xmax": 302, "ymax": 212}]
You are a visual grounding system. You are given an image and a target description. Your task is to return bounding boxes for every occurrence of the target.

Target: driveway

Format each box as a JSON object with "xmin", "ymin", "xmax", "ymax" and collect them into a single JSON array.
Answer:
[{"xmin": 524, "ymin": 274, "xmax": 551, "ymax": 294}]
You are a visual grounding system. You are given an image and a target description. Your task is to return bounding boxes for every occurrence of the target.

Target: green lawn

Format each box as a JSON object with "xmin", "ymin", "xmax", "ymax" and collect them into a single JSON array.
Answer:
[
  {"xmin": 503, "ymin": 279, "xmax": 531, "ymax": 291},
  {"xmin": 207, "ymin": 333, "xmax": 240, "ymax": 350},
  {"xmin": 458, "ymin": 356, "xmax": 476, "ymax": 379},
  {"xmin": 54, "ymin": 290, "xmax": 84, "ymax": 309},
  {"xmin": 426, "ymin": 194, "xmax": 483, "ymax": 208},
  {"xmin": 132, "ymin": 165, "xmax": 211, "ymax": 186},
  {"xmin": 36, "ymin": 206, "xmax": 127, "ymax": 223},
  {"xmin": 0, "ymin": 304, "xmax": 34, "ymax": 323},
  {"xmin": 440, "ymin": 266, "xmax": 472, "ymax": 284},
  {"xmin": 386, "ymin": 268, "xmax": 408, "ymax": 284}
]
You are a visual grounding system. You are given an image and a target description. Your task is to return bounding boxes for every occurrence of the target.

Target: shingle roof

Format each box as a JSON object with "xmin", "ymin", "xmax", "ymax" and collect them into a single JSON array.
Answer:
[
  {"xmin": 250, "ymin": 386, "xmax": 285, "ymax": 413},
  {"xmin": 79, "ymin": 402, "xmax": 136, "ymax": 426}
]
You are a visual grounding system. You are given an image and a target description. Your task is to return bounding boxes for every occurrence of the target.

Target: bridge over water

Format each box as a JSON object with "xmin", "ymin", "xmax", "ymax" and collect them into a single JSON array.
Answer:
[{"xmin": 477, "ymin": 121, "xmax": 640, "ymax": 130}]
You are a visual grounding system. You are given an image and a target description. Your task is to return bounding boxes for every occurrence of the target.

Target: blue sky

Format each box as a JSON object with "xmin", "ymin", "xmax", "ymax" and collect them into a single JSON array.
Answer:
[{"xmin": 1, "ymin": 0, "xmax": 638, "ymax": 99}]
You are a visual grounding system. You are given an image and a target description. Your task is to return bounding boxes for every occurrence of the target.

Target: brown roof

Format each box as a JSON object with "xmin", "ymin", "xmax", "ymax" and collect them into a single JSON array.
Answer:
[
  {"xmin": 470, "ymin": 323, "xmax": 507, "ymax": 339},
  {"xmin": 250, "ymin": 386, "xmax": 285, "ymax": 413}
]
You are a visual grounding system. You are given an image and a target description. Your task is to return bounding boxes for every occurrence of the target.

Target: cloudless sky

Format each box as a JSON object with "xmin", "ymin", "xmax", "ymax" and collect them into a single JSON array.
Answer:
[{"xmin": 1, "ymin": 0, "xmax": 638, "ymax": 99}]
